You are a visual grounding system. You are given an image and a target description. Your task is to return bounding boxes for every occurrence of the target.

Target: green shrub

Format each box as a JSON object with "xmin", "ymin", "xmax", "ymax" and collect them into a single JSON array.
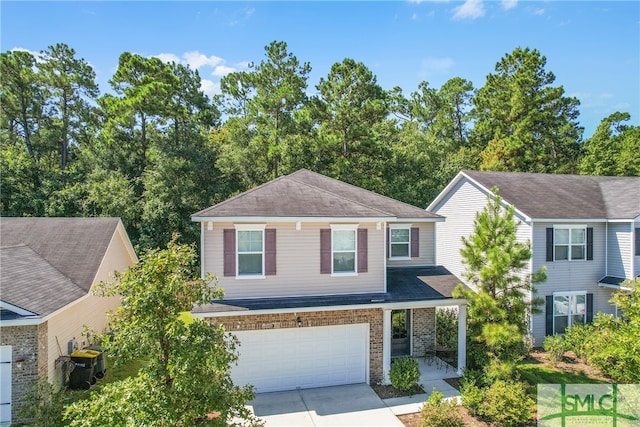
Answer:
[
  {"xmin": 542, "ymin": 334, "xmax": 565, "ymax": 367},
  {"xmin": 389, "ymin": 357, "xmax": 421, "ymax": 392},
  {"xmin": 460, "ymin": 382, "xmax": 484, "ymax": 417},
  {"xmin": 484, "ymin": 358, "xmax": 518, "ymax": 384},
  {"xmin": 436, "ymin": 307, "xmax": 458, "ymax": 352},
  {"xmin": 420, "ymin": 390, "xmax": 464, "ymax": 427},
  {"xmin": 564, "ymin": 323, "xmax": 591, "ymax": 360},
  {"xmin": 480, "ymin": 380, "xmax": 534, "ymax": 427},
  {"xmin": 19, "ymin": 379, "xmax": 66, "ymax": 426}
]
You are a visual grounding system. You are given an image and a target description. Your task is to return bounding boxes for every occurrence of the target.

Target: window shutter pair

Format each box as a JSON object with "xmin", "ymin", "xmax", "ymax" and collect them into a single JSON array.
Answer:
[
  {"xmin": 223, "ymin": 229, "xmax": 276, "ymax": 276},
  {"xmin": 545, "ymin": 227, "xmax": 593, "ymax": 261},
  {"xmin": 386, "ymin": 227, "xmax": 420, "ymax": 258},
  {"xmin": 320, "ymin": 228, "xmax": 368, "ymax": 274},
  {"xmin": 545, "ymin": 293, "xmax": 594, "ymax": 336}
]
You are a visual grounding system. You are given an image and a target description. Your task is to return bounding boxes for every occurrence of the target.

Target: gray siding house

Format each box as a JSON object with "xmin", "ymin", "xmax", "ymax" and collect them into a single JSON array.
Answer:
[
  {"xmin": 191, "ymin": 169, "xmax": 468, "ymax": 392},
  {"xmin": 428, "ymin": 170, "xmax": 640, "ymax": 346}
]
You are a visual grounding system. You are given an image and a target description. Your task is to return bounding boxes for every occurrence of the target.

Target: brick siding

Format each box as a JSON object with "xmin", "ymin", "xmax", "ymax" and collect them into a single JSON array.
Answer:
[
  {"xmin": 208, "ymin": 308, "xmax": 384, "ymax": 384},
  {"xmin": 411, "ymin": 307, "xmax": 436, "ymax": 357}
]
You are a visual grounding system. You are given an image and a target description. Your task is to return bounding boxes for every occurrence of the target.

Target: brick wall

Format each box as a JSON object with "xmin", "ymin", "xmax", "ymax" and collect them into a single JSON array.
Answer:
[
  {"xmin": 209, "ymin": 308, "xmax": 384, "ymax": 384},
  {"xmin": 0, "ymin": 323, "xmax": 45, "ymax": 422},
  {"xmin": 411, "ymin": 307, "xmax": 436, "ymax": 357}
]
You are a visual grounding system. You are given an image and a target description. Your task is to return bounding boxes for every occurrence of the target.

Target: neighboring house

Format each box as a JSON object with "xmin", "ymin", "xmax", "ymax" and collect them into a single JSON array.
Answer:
[
  {"xmin": 191, "ymin": 169, "xmax": 468, "ymax": 393},
  {"xmin": 0, "ymin": 218, "xmax": 137, "ymax": 424},
  {"xmin": 428, "ymin": 170, "xmax": 640, "ymax": 346}
]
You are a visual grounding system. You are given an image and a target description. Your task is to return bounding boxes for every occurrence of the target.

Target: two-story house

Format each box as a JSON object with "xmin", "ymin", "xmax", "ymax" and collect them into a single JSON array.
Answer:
[
  {"xmin": 191, "ymin": 169, "xmax": 468, "ymax": 393},
  {"xmin": 428, "ymin": 170, "xmax": 640, "ymax": 346}
]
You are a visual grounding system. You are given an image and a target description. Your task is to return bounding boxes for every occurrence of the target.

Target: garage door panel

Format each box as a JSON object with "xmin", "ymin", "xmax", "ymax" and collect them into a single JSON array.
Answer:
[{"xmin": 232, "ymin": 323, "xmax": 368, "ymax": 393}]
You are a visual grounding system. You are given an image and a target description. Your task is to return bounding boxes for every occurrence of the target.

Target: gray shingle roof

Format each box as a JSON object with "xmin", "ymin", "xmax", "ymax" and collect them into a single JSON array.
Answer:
[
  {"xmin": 462, "ymin": 170, "xmax": 640, "ymax": 220},
  {"xmin": 193, "ymin": 169, "xmax": 441, "ymax": 220},
  {"xmin": 1, "ymin": 217, "xmax": 122, "ymax": 316}
]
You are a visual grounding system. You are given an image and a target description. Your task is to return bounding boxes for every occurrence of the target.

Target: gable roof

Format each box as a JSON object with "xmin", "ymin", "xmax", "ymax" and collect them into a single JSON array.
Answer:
[
  {"xmin": 193, "ymin": 169, "xmax": 442, "ymax": 221},
  {"xmin": 0, "ymin": 217, "xmax": 127, "ymax": 318},
  {"xmin": 430, "ymin": 170, "xmax": 640, "ymax": 220}
]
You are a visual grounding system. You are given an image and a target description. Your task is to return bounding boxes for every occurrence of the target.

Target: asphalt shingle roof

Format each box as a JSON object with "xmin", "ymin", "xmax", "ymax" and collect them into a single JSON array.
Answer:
[
  {"xmin": 462, "ymin": 170, "xmax": 640, "ymax": 220},
  {"xmin": 192, "ymin": 266, "xmax": 466, "ymax": 314},
  {"xmin": 193, "ymin": 169, "xmax": 441, "ymax": 220},
  {"xmin": 0, "ymin": 217, "xmax": 121, "ymax": 317}
]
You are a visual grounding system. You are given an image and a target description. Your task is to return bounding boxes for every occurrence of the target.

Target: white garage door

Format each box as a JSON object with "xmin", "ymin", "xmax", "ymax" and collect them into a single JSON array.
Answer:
[
  {"xmin": 232, "ymin": 323, "xmax": 368, "ymax": 393},
  {"xmin": 0, "ymin": 346, "xmax": 11, "ymax": 425}
]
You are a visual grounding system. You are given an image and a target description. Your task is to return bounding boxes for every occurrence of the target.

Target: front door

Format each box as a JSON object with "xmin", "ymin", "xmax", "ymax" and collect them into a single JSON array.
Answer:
[{"xmin": 391, "ymin": 310, "xmax": 410, "ymax": 357}]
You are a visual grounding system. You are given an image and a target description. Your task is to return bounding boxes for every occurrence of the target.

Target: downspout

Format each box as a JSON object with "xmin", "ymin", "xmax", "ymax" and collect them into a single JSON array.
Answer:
[
  {"xmin": 605, "ymin": 222, "xmax": 608, "ymax": 276},
  {"xmin": 201, "ymin": 222, "xmax": 206, "ymax": 280}
]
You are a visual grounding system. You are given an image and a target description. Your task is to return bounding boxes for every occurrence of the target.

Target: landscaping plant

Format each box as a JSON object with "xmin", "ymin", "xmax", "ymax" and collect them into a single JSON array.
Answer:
[
  {"xmin": 542, "ymin": 334, "xmax": 566, "ymax": 367},
  {"xmin": 420, "ymin": 390, "xmax": 464, "ymax": 427},
  {"xmin": 480, "ymin": 380, "xmax": 534, "ymax": 427},
  {"xmin": 389, "ymin": 356, "xmax": 421, "ymax": 392}
]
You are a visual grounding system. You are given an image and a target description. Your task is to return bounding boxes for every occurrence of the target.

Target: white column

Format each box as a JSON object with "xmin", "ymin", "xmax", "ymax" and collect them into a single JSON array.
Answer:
[
  {"xmin": 457, "ymin": 303, "xmax": 467, "ymax": 375},
  {"xmin": 382, "ymin": 309, "xmax": 392, "ymax": 384}
]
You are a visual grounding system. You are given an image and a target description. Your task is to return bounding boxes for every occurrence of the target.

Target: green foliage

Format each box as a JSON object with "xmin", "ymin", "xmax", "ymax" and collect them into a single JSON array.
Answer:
[
  {"xmin": 420, "ymin": 390, "xmax": 464, "ymax": 427},
  {"xmin": 19, "ymin": 380, "xmax": 66, "ymax": 426},
  {"xmin": 65, "ymin": 237, "xmax": 258, "ymax": 426},
  {"xmin": 563, "ymin": 322, "xmax": 591, "ymax": 360},
  {"xmin": 479, "ymin": 380, "xmax": 534, "ymax": 427},
  {"xmin": 484, "ymin": 358, "xmax": 519, "ymax": 384},
  {"xmin": 453, "ymin": 188, "xmax": 545, "ymax": 367},
  {"xmin": 389, "ymin": 357, "xmax": 421, "ymax": 392},
  {"xmin": 460, "ymin": 376, "xmax": 484, "ymax": 417},
  {"xmin": 542, "ymin": 335, "xmax": 566, "ymax": 367},
  {"xmin": 435, "ymin": 307, "xmax": 458, "ymax": 352}
]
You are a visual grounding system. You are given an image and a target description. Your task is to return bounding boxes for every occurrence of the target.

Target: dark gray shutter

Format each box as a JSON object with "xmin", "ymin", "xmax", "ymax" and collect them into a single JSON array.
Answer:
[
  {"xmin": 546, "ymin": 228, "xmax": 554, "ymax": 262},
  {"xmin": 586, "ymin": 227, "xmax": 593, "ymax": 260},
  {"xmin": 411, "ymin": 227, "xmax": 419, "ymax": 258},
  {"xmin": 223, "ymin": 229, "xmax": 235, "ymax": 277},
  {"xmin": 586, "ymin": 293, "xmax": 593, "ymax": 323},
  {"xmin": 357, "ymin": 228, "xmax": 368, "ymax": 273},
  {"xmin": 320, "ymin": 229, "xmax": 331, "ymax": 274},
  {"xmin": 545, "ymin": 295, "xmax": 554, "ymax": 336},
  {"xmin": 265, "ymin": 229, "xmax": 276, "ymax": 276},
  {"xmin": 635, "ymin": 228, "xmax": 640, "ymax": 256},
  {"xmin": 386, "ymin": 227, "xmax": 389, "ymax": 258}
]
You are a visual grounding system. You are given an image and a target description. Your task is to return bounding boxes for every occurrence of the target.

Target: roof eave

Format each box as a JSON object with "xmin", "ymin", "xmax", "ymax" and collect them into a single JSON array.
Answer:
[{"xmin": 192, "ymin": 215, "xmax": 396, "ymax": 223}]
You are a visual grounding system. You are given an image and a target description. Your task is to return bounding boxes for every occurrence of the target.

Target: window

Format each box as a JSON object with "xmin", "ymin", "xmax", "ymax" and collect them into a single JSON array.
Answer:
[
  {"xmin": 554, "ymin": 226, "xmax": 586, "ymax": 261},
  {"xmin": 332, "ymin": 227, "xmax": 357, "ymax": 274},
  {"xmin": 390, "ymin": 226, "xmax": 410, "ymax": 258},
  {"xmin": 553, "ymin": 293, "xmax": 586, "ymax": 335},
  {"xmin": 237, "ymin": 229, "xmax": 263, "ymax": 276}
]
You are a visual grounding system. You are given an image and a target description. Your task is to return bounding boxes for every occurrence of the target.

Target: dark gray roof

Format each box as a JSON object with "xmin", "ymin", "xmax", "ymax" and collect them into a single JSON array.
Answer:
[
  {"xmin": 1, "ymin": 245, "xmax": 85, "ymax": 317},
  {"xmin": 1, "ymin": 217, "xmax": 122, "ymax": 317},
  {"xmin": 192, "ymin": 266, "xmax": 466, "ymax": 314},
  {"xmin": 598, "ymin": 276, "xmax": 627, "ymax": 286},
  {"xmin": 462, "ymin": 170, "xmax": 640, "ymax": 220},
  {"xmin": 193, "ymin": 169, "xmax": 441, "ymax": 220},
  {"xmin": 1, "ymin": 217, "xmax": 121, "ymax": 292}
]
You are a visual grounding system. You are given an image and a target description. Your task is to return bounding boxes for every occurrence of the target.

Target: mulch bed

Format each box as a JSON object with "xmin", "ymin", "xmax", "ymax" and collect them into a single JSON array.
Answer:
[{"xmin": 371, "ymin": 383, "xmax": 425, "ymax": 399}]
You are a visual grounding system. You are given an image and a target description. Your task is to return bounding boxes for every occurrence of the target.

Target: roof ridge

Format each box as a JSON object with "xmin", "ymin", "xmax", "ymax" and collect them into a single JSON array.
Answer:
[{"xmin": 289, "ymin": 169, "xmax": 433, "ymax": 214}]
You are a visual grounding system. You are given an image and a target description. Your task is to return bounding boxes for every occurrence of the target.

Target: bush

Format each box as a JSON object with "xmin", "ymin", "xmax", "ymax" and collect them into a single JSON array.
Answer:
[
  {"xmin": 19, "ymin": 379, "xmax": 66, "ymax": 426},
  {"xmin": 480, "ymin": 380, "xmax": 534, "ymax": 427},
  {"xmin": 460, "ymin": 381, "xmax": 484, "ymax": 417},
  {"xmin": 564, "ymin": 323, "xmax": 591, "ymax": 360},
  {"xmin": 542, "ymin": 334, "xmax": 565, "ymax": 367},
  {"xmin": 420, "ymin": 390, "xmax": 464, "ymax": 427},
  {"xmin": 436, "ymin": 307, "xmax": 458, "ymax": 352},
  {"xmin": 484, "ymin": 358, "xmax": 518, "ymax": 384},
  {"xmin": 389, "ymin": 357, "xmax": 421, "ymax": 392}
]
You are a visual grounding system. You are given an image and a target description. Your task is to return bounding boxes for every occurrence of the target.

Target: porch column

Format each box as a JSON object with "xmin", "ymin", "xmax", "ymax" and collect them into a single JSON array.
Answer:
[
  {"xmin": 382, "ymin": 309, "xmax": 392, "ymax": 384},
  {"xmin": 457, "ymin": 303, "xmax": 467, "ymax": 375}
]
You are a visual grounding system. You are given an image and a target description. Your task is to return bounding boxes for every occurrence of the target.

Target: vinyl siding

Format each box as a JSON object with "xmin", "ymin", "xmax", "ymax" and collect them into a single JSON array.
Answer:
[
  {"xmin": 634, "ymin": 224, "xmax": 639, "ymax": 277},
  {"xmin": 387, "ymin": 223, "xmax": 435, "ymax": 267},
  {"xmin": 530, "ymin": 222, "xmax": 614, "ymax": 346},
  {"xmin": 203, "ymin": 222, "xmax": 385, "ymax": 299},
  {"xmin": 607, "ymin": 222, "xmax": 633, "ymax": 278},
  {"xmin": 431, "ymin": 178, "xmax": 531, "ymax": 289}
]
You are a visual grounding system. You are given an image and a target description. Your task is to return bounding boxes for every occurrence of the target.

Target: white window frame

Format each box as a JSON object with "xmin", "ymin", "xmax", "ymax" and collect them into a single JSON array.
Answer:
[
  {"xmin": 235, "ymin": 224, "xmax": 266, "ymax": 279},
  {"xmin": 554, "ymin": 225, "xmax": 587, "ymax": 261},
  {"xmin": 552, "ymin": 291, "xmax": 586, "ymax": 335},
  {"xmin": 330, "ymin": 224, "xmax": 358, "ymax": 276},
  {"xmin": 389, "ymin": 224, "xmax": 411, "ymax": 260}
]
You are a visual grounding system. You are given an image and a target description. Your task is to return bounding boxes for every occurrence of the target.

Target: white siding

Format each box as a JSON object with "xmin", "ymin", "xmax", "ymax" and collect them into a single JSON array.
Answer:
[
  {"xmin": 607, "ymin": 222, "xmax": 633, "ymax": 278},
  {"xmin": 431, "ymin": 178, "xmax": 532, "ymax": 288},
  {"xmin": 387, "ymin": 222, "xmax": 436, "ymax": 267},
  {"xmin": 530, "ymin": 222, "xmax": 614, "ymax": 345},
  {"xmin": 203, "ymin": 222, "xmax": 385, "ymax": 299}
]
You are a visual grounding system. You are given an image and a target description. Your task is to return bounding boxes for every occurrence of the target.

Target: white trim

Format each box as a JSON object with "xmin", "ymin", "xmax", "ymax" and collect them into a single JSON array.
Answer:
[
  {"xmin": 605, "ymin": 222, "xmax": 609, "ymax": 276},
  {"xmin": 533, "ymin": 218, "xmax": 607, "ymax": 223},
  {"xmin": 331, "ymin": 225, "xmax": 358, "ymax": 275},
  {"xmin": 192, "ymin": 298, "xmax": 469, "ymax": 318},
  {"xmin": 383, "ymin": 221, "xmax": 388, "ymax": 292},
  {"xmin": 0, "ymin": 301, "xmax": 38, "ymax": 317},
  {"xmin": 0, "ymin": 318, "xmax": 43, "ymax": 326},
  {"xmin": 598, "ymin": 283, "xmax": 632, "ymax": 292},
  {"xmin": 630, "ymin": 223, "xmax": 635, "ymax": 278},
  {"xmin": 201, "ymin": 222, "xmax": 206, "ymax": 280},
  {"xmin": 235, "ymin": 227, "xmax": 265, "ymax": 277},
  {"xmin": 192, "ymin": 216, "xmax": 443, "ymax": 223},
  {"xmin": 382, "ymin": 309, "xmax": 392, "ymax": 384},
  {"xmin": 234, "ymin": 223, "xmax": 266, "ymax": 230},
  {"xmin": 553, "ymin": 225, "xmax": 587, "ymax": 261},
  {"xmin": 389, "ymin": 224, "xmax": 411, "ymax": 260}
]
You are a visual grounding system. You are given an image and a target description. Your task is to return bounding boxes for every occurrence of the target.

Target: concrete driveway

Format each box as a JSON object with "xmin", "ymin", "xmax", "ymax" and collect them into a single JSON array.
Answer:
[{"xmin": 248, "ymin": 383, "xmax": 404, "ymax": 426}]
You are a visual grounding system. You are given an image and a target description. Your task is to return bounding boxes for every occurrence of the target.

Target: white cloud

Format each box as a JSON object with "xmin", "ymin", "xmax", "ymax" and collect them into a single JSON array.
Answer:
[
  {"xmin": 155, "ymin": 53, "xmax": 181, "ymax": 64},
  {"xmin": 200, "ymin": 79, "xmax": 220, "ymax": 98},
  {"xmin": 411, "ymin": 12, "xmax": 418, "ymax": 20},
  {"xmin": 183, "ymin": 51, "xmax": 224, "ymax": 70},
  {"xmin": 453, "ymin": 0, "xmax": 485, "ymax": 20},
  {"xmin": 11, "ymin": 47, "xmax": 44, "ymax": 62},
  {"xmin": 420, "ymin": 57, "xmax": 455, "ymax": 77},
  {"xmin": 212, "ymin": 65, "xmax": 237, "ymax": 77},
  {"xmin": 533, "ymin": 8, "xmax": 544, "ymax": 16},
  {"xmin": 502, "ymin": 0, "xmax": 517, "ymax": 10}
]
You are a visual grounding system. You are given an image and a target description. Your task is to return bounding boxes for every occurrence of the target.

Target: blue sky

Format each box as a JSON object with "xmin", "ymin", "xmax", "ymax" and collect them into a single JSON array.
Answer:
[{"xmin": 2, "ymin": 1, "xmax": 638, "ymax": 137}]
